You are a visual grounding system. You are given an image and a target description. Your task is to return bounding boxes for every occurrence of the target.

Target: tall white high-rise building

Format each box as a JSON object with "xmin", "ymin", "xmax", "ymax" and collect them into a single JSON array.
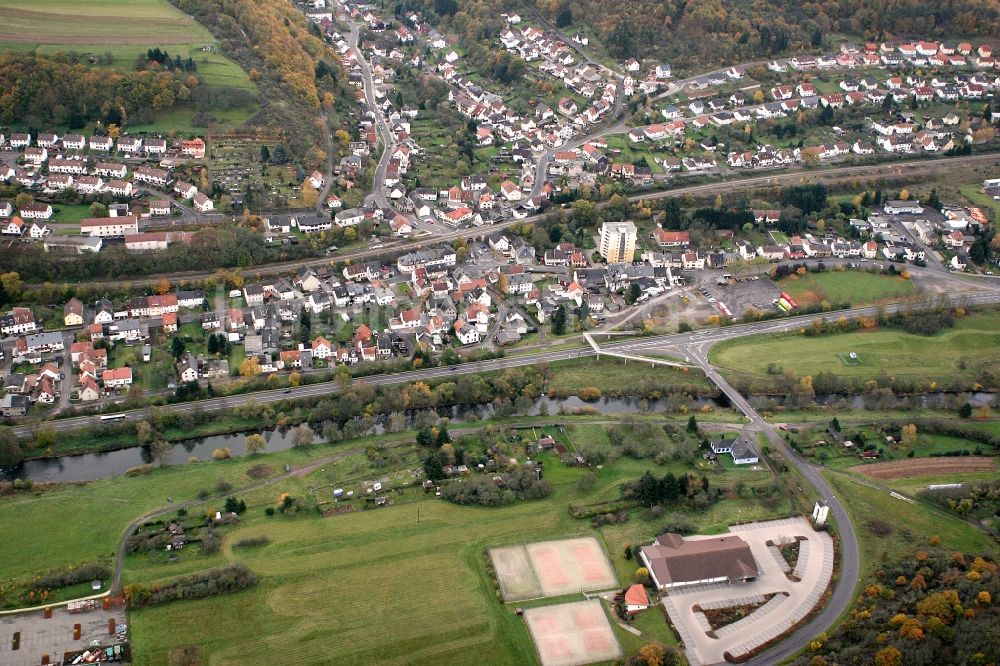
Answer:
[{"xmin": 599, "ymin": 221, "xmax": 637, "ymax": 263}]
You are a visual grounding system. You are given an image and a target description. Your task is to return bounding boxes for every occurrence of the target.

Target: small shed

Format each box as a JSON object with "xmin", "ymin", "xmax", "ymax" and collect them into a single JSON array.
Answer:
[{"xmin": 624, "ymin": 584, "xmax": 650, "ymax": 613}]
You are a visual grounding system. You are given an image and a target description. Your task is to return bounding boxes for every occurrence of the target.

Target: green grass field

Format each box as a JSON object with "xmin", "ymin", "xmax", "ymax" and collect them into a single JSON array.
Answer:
[
  {"xmin": 125, "ymin": 445, "xmax": 786, "ymax": 664},
  {"xmin": 823, "ymin": 471, "xmax": 998, "ymax": 581},
  {"xmin": 776, "ymin": 271, "xmax": 918, "ymax": 307},
  {"xmin": 0, "ymin": 0, "xmax": 254, "ymax": 91},
  {"xmin": 0, "ymin": 407, "xmax": 796, "ymax": 662},
  {"xmin": 710, "ymin": 310, "xmax": 1000, "ymax": 383},
  {"xmin": 544, "ymin": 357, "xmax": 712, "ymax": 395}
]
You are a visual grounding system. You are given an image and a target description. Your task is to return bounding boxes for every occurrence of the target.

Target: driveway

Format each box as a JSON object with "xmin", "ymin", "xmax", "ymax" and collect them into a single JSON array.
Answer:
[{"xmin": 660, "ymin": 517, "xmax": 834, "ymax": 665}]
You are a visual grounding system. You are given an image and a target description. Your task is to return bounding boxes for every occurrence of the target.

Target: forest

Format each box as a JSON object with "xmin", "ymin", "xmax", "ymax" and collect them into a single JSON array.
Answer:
[
  {"xmin": 0, "ymin": 53, "xmax": 193, "ymax": 129},
  {"xmin": 526, "ymin": 0, "xmax": 1000, "ymax": 70},
  {"xmin": 791, "ymin": 547, "xmax": 999, "ymax": 666}
]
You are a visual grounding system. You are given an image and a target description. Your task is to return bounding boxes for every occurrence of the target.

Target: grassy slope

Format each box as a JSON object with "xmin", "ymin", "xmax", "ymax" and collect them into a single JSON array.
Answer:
[
  {"xmin": 544, "ymin": 357, "xmax": 712, "ymax": 394},
  {"xmin": 709, "ymin": 310, "xmax": 1000, "ymax": 382},
  {"xmin": 0, "ymin": 0, "xmax": 254, "ymax": 103},
  {"xmin": 823, "ymin": 471, "xmax": 998, "ymax": 581},
  {"xmin": 776, "ymin": 271, "xmax": 918, "ymax": 307}
]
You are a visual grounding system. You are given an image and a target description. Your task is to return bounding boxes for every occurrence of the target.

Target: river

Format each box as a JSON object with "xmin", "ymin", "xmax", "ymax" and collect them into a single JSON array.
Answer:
[
  {"xmin": 6, "ymin": 391, "xmax": 990, "ymax": 484},
  {"xmin": 2, "ymin": 395, "xmax": 721, "ymax": 484}
]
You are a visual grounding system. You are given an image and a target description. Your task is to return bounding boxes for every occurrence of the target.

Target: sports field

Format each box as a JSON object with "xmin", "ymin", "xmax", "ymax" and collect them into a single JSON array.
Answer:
[
  {"xmin": 491, "ymin": 544, "xmax": 543, "ymax": 601},
  {"xmin": 525, "ymin": 600, "xmax": 622, "ymax": 666},
  {"xmin": 709, "ymin": 310, "xmax": 1000, "ymax": 382},
  {"xmin": 0, "ymin": 0, "xmax": 253, "ymax": 90},
  {"xmin": 491, "ymin": 537, "xmax": 618, "ymax": 601},
  {"xmin": 776, "ymin": 271, "xmax": 918, "ymax": 307}
]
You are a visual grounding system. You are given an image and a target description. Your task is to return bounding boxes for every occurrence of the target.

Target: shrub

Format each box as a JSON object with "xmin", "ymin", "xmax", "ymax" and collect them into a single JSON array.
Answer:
[
  {"xmin": 30, "ymin": 563, "xmax": 111, "ymax": 591},
  {"xmin": 232, "ymin": 535, "xmax": 270, "ymax": 549},
  {"xmin": 867, "ymin": 519, "xmax": 893, "ymax": 537},
  {"xmin": 200, "ymin": 530, "xmax": 221, "ymax": 555},
  {"xmin": 212, "ymin": 447, "xmax": 233, "ymax": 460},
  {"xmin": 246, "ymin": 464, "xmax": 275, "ymax": 479},
  {"xmin": 578, "ymin": 387, "xmax": 602, "ymax": 402},
  {"xmin": 124, "ymin": 564, "xmax": 257, "ymax": 608}
]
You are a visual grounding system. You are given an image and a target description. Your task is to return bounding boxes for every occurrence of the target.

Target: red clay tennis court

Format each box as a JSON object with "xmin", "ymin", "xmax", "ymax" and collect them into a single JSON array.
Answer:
[
  {"xmin": 490, "ymin": 537, "xmax": 618, "ymax": 601},
  {"xmin": 525, "ymin": 600, "xmax": 622, "ymax": 666},
  {"xmin": 526, "ymin": 537, "xmax": 617, "ymax": 597}
]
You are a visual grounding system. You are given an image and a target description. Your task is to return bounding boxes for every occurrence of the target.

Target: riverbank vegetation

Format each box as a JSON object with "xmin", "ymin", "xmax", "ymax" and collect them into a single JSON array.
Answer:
[{"xmin": 6, "ymin": 358, "xmax": 720, "ymax": 460}]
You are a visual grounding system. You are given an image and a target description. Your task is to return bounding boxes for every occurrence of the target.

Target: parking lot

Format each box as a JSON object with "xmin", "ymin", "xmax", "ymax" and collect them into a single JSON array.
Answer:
[
  {"xmin": 0, "ymin": 603, "xmax": 125, "ymax": 666},
  {"xmin": 660, "ymin": 517, "xmax": 834, "ymax": 665},
  {"xmin": 694, "ymin": 274, "xmax": 782, "ymax": 319}
]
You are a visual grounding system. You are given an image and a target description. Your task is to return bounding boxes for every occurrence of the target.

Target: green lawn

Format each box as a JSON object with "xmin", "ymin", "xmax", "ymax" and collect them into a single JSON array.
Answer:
[
  {"xmin": 544, "ymin": 357, "xmax": 712, "ymax": 395},
  {"xmin": 126, "ymin": 104, "xmax": 256, "ymax": 134},
  {"xmin": 884, "ymin": 470, "xmax": 1000, "ymax": 496},
  {"xmin": 822, "ymin": 471, "xmax": 999, "ymax": 581},
  {"xmin": 50, "ymin": 204, "xmax": 94, "ymax": 226},
  {"xmin": 0, "ymin": 405, "xmax": 797, "ymax": 663},
  {"xmin": 710, "ymin": 310, "xmax": 1000, "ymax": 384},
  {"xmin": 0, "ymin": 0, "xmax": 249, "ymax": 87},
  {"xmin": 776, "ymin": 270, "xmax": 918, "ymax": 308}
]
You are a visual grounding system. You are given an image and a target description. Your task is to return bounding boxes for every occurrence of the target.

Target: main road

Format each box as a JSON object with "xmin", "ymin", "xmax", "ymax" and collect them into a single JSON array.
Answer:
[
  {"xmin": 29, "ymin": 151, "xmax": 1000, "ymax": 291},
  {"xmin": 16, "ymin": 290, "xmax": 1000, "ymax": 440}
]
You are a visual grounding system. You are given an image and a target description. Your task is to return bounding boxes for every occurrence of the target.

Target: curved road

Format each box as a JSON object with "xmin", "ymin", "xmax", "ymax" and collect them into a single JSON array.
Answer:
[{"xmin": 16, "ymin": 290, "xmax": 1000, "ymax": 438}]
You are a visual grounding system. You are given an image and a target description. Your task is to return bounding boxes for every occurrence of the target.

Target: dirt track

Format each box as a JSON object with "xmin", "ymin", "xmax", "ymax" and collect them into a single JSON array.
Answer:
[{"xmin": 850, "ymin": 457, "xmax": 997, "ymax": 480}]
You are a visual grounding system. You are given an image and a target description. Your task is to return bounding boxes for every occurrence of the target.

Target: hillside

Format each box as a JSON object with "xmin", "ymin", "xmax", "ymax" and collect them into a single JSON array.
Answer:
[{"xmin": 526, "ymin": 0, "xmax": 1000, "ymax": 71}]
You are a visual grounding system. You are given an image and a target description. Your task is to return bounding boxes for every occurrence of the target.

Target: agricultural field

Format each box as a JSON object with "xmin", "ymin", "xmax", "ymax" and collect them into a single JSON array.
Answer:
[
  {"xmin": 848, "ymin": 456, "xmax": 997, "ymax": 480},
  {"xmin": 709, "ymin": 309, "xmax": 1000, "ymax": 384},
  {"xmin": 775, "ymin": 270, "xmax": 919, "ymax": 308},
  {"xmin": 0, "ymin": 0, "xmax": 251, "ymax": 92}
]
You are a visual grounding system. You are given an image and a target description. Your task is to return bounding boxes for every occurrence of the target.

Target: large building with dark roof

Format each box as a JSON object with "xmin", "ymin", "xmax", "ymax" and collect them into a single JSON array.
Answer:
[{"xmin": 640, "ymin": 533, "xmax": 758, "ymax": 589}]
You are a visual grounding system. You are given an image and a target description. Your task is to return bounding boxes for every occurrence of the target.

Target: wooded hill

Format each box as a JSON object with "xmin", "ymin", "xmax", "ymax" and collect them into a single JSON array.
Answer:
[
  {"xmin": 525, "ymin": 0, "xmax": 1000, "ymax": 71},
  {"xmin": 170, "ymin": 0, "xmax": 355, "ymax": 167}
]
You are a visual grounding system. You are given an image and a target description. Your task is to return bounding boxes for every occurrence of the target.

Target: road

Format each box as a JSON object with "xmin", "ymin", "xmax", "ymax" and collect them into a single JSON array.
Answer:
[
  {"xmin": 680, "ymin": 342, "xmax": 859, "ymax": 666},
  {"xmin": 28, "ymin": 151, "xmax": 998, "ymax": 292},
  {"xmin": 15, "ymin": 290, "xmax": 1000, "ymax": 440},
  {"xmin": 315, "ymin": 110, "xmax": 335, "ymax": 215},
  {"xmin": 344, "ymin": 19, "xmax": 396, "ymax": 213}
]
